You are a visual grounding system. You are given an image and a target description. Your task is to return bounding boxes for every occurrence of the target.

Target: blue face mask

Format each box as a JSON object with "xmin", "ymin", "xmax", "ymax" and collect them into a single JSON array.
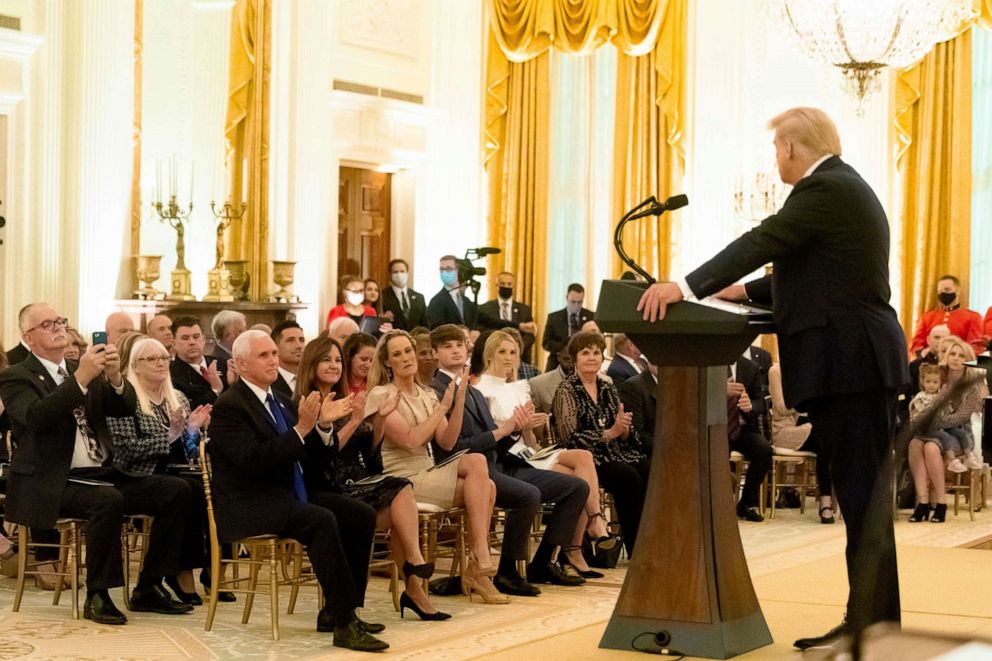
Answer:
[
  {"xmin": 566, "ymin": 301, "xmax": 582, "ymax": 315},
  {"xmin": 440, "ymin": 270, "xmax": 458, "ymax": 288}
]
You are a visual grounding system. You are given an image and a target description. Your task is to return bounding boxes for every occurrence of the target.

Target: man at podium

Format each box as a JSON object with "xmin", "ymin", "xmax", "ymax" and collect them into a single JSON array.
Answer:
[{"xmin": 638, "ymin": 107, "xmax": 909, "ymax": 652}]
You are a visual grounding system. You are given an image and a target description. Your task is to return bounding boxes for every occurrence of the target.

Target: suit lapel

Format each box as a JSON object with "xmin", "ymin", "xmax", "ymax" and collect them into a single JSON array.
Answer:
[
  {"xmin": 23, "ymin": 354, "xmax": 58, "ymax": 395},
  {"xmin": 236, "ymin": 381, "xmax": 282, "ymax": 435}
]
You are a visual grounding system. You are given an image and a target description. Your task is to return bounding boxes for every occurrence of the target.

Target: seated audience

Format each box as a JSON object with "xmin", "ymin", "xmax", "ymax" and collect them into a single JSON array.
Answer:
[
  {"xmin": 117, "ymin": 331, "xmax": 146, "ymax": 378},
  {"xmin": 249, "ymin": 322, "xmax": 272, "ymax": 334},
  {"xmin": 271, "ymin": 320, "xmax": 305, "ymax": 398},
  {"xmin": 147, "ymin": 315, "xmax": 174, "ymax": 352},
  {"xmin": 907, "ymin": 337, "xmax": 988, "ymax": 523},
  {"xmin": 901, "ymin": 324, "xmax": 951, "ymax": 424},
  {"xmin": 207, "ymin": 330, "xmax": 387, "ymax": 651},
  {"xmin": 552, "ymin": 331, "xmax": 647, "ymax": 557},
  {"xmin": 768, "ymin": 363, "xmax": 834, "ymax": 523},
  {"xmin": 605, "ymin": 333, "xmax": 647, "ymax": 386},
  {"xmin": 411, "ymin": 331, "xmax": 437, "ymax": 385},
  {"xmin": 530, "ymin": 349, "xmax": 572, "ymax": 414},
  {"xmin": 475, "ymin": 330, "xmax": 615, "ymax": 579},
  {"xmin": 105, "ymin": 311, "xmax": 136, "ymax": 346},
  {"xmin": 0, "ymin": 303, "xmax": 194, "ymax": 625},
  {"xmin": 327, "ymin": 275, "xmax": 380, "ymax": 332},
  {"xmin": 364, "ymin": 330, "xmax": 504, "ymax": 603},
  {"xmin": 618, "ymin": 362, "xmax": 657, "ymax": 458},
  {"xmin": 170, "ymin": 316, "xmax": 224, "ymax": 408},
  {"xmin": 342, "ymin": 333, "xmax": 377, "ymax": 396},
  {"xmin": 728, "ymin": 355, "xmax": 772, "ymax": 522},
  {"xmin": 503, "ymin": 327, "xmax": 539, "ymax": 379},
  {"xmin": 295, "ymin": 335, "xmax": 449, "ymax": 620},
  {"xmin": 910, "ymin": 275, "xmax": 985, "ymax": 355},
  {"xmin": 210, "ymin": 310, "xmax": 247, "ymax": 389},
  {"xmin": 426, "ymin": 255, "xmax": 478, "ymax": 330},
  {"xmin": 107, "ymin": 337, "xmax": 212, "ymax": 604},
  {"xmin": 542, "ymin": 283, "xmax": 594, "ymax": 372},
  {"xmin": 5, "ymin": 307, "xmax": 31, "ymax": 364},
  {"xmin": 329, "ymin": 316, "xmax": 361, "ymax": 345},
  {"xmin": 478, "ymin": 271, "xmax": 537, "ymax": 364},
  {"xmin": 63, "ymin": 326, "xmax": 89, "ymax": 360},
  {"xmin": 431, "ymin": 325, "xmax": 587, "ymax": 594},
  {"xmin": 380, "ymin": 259, "xmax": 428, "ymax": 331},
  {"xmin": 746, "ymin": 344, "xmax": 773, "ymax": 398}
]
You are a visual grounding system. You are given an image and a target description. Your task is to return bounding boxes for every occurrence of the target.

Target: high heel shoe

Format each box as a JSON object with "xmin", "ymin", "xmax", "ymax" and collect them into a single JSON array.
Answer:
[
  {"xmin": 819, "ymin": 506, "xmax": 835, "ymax": 525},
  {"xmin": 585, "ymin": 513, "xmax": 618, "ymax": 551},
  {"xmin": 402, "ymin": 561, "xmax": 435, "ymax": 579},
  {"xmin": 558, "ymin": 547, "xmax": 604, "ymax": 579},
  {"xmin": 469, "ymin": 553, "xmax": 497, "ymax": 577},
  {"xmin": 400, "ymin": 591, "xmax": 451, "ymax": 620},
  {"xmin": 908, "ymin": 502, "xmax": 932, "ymax": 522},
  {"xmin": 165, "ymin": 575, "xmax": 202, "ymax": 606},
  {"xmin": 464, "ymin": 558, "xmax": 510, "ymax": 604},
  {"xmin": 930, "ymin": 503, "xmax": 947, "ymax": 523}
]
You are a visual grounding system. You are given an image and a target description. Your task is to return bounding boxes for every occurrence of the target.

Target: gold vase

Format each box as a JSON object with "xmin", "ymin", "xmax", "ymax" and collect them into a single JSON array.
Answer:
[
  {"xmin": 225, "ymin": 260, "xmax": 250, "ymax": 301},
  {"xmin": 133, "ymin": 255, "xmax": 164, "ymax": 300},
  {"xmin": 270, "ymin": 260, "xmax": 298, "ymax": 302}
]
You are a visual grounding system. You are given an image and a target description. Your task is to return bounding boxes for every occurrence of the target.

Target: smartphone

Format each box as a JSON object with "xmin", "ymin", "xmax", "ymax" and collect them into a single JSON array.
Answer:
[{"xmin": 92, "ymin": 331, "xmax": 108, "ymax": 350}]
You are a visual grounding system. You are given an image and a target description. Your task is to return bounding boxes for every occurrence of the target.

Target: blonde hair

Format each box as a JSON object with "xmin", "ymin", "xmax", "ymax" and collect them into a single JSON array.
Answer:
[
  {"xmin": 768, "ymin": 107, "xmax": 842, "ymax": 159},
  {"xmin": 367, "ymin": 329, "xmax": 417, "ymax": 388},
  {"xmin": 938, "ymin": 336, "xmax": 976, "ymax": 367},
  {"xmin": 482, "ymin": 330, "xmax": 520, "ymax": 380},
  {"xmin": 127, "ymin": 337, "xmax": 181, "ymax": 415}
]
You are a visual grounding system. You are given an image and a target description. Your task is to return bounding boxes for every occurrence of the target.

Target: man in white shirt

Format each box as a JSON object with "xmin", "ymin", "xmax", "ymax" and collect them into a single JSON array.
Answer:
[{"xmin": 272, "ymin": 319, "xmax": 305, "ymax": 398}]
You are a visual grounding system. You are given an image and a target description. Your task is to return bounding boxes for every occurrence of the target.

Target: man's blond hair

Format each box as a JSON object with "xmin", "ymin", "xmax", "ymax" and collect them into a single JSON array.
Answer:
[{"xmin": 768, "ymin": 107, "xmax": 842, "ymax": 159}]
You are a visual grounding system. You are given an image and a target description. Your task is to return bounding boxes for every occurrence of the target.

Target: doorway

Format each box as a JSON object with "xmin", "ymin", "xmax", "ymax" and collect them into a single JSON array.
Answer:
[{"xmin": 338, "ymin": 166, "xmax": 391, "ymax": 290}]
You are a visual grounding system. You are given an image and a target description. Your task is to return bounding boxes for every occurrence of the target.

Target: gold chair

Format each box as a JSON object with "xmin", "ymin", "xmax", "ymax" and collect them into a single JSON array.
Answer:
[
  {"xmin": 121, "ymin": 514, "xmax": 154, "ymax": 609},
  {"xmin": 767, "ymin": 448, "xmax": 818, "ymax": 519},
  {"xmin": 729, "ymin": 451, "xmax": 767, "ymax": 514},
  {"xmin": 944, "ymin": 466, "xmax": 983, "ymax": 521},
  {"xmin": 416, "ymin": 504, "xmax": 467, "ymax": 594},
  {"xmin": 368, "ymin": 530, "xmax": 401, "ymax": 612},
  {"xmin": 12, "ymin": 519, "xmax": 87, "ymax": 618},
  {"xmin": 199, "ymin": 442, "xmax": 318, "ymax": 640}
]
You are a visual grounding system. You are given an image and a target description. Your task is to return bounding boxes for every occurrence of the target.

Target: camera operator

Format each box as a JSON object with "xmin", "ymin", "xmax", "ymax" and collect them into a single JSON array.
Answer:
[{"xmin": 426, "ymin": 254, "xmax": 482, "ymax": 332}]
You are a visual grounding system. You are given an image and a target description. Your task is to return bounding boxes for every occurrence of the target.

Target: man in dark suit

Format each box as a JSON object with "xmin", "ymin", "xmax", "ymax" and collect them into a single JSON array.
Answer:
[
  {"xmin": 728, "ymin": 356, "xmax": 772, "ymax": 522},
  {"xmin": 605, "ymin": 333, "xmax": 646, "ymax": 386},
  {"xmin": 542, "ymin": 283, "xmax": 594, "ymax": 372},
  {"xmin": 618, "ymin": 364, "xmax": 657, "ymax": 458},
  {"xmin": 207, "ymin": 330, "xmax": 386, "ymax": 652},
  {"xmin": 478, "ymin": 271, "xmax": 537, "ymax": 364},
  {"xmin": 271, "ymin": 319, "xmax": 305, "ymax": 399},
  {"xmin": 639, "ymin": 108, "xmax": 909, "ymax": 650},
  {"xmin": 426, "ymin": 255, "xmax": 478, "ymax": 330},
  {"xmin": 429, "ymin": 325, "xmax": 587, "ymax": 596},
  {"xmin": 169, "ymin": 316, "xmax": 223, "ymax": 408},
  {"xmin": 5, "ymin": 339, "xmax": 29, "ymax": 365},
  {"xmin": 747, "ymin": 344, "xmax": 773, "ymax": 398},
  {"xmin": 210, "ymin": 310, "xmax": 246, "ymax": 390},
  {"xmin": 0, "ymin": 303, "xmax": 193, "ymax": 625},
  {"xmin": 380, "ymin": 259, "xmax": 427, "ymax": 330}
]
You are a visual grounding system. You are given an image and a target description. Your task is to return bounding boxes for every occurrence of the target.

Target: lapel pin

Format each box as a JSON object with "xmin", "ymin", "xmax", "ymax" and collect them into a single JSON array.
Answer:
[{"xmin": 38, "ymin": 374, "xmax": 45, "ymax": 381}]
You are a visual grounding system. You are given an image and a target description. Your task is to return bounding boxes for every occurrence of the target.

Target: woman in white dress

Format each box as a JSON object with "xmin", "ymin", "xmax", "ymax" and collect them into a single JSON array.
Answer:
[{"xmin": 475, "ymin": 330, "xmax": 618, "ymax": 578}]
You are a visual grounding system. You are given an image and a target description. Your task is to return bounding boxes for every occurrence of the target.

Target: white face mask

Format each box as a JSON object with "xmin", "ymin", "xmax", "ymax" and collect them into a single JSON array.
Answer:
[
  {"xmin": 346, "ymin": 291, "xmax": 365, "ymax": 306},
  {"xmin": 391, "ymin": 272, "xmax": 408, "ymax": 288}
]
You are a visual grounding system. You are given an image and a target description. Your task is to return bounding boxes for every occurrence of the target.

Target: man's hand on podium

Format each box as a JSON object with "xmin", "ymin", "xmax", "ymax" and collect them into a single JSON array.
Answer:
[{"xmin": 638, "ymin": 282, "xmax": 683, "ymax": 322}]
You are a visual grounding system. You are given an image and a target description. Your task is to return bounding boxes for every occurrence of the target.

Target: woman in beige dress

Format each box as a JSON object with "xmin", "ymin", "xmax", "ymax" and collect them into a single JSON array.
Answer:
[{"xmin": 365, "ymin": 330, "xmax": 507, "ymax": 604}]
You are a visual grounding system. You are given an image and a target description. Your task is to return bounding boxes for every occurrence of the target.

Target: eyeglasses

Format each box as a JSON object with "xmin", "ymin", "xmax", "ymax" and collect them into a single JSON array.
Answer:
[
  {"xmin": 137, "ymin": 356, "xmax": 171, "ymax": 364},
  {"xmin": 25, "ymin": 317, "xmax": 69, "ymax": 333}
]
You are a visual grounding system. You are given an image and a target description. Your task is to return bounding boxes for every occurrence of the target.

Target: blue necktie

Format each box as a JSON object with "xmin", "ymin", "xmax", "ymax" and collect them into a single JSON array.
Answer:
[{"xmin": 266, "ymin": 393, "xmax": 308, "ymax": 503}]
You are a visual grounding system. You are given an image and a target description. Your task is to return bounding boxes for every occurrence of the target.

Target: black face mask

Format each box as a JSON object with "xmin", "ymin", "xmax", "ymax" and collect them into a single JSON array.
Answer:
[
  {"xmin": 498, "ymin": 287, "xmax": 513, "ymax": 300},
  {"xmin": 938, "ymin": 291, "xmax": 957, "ymax": 306}
]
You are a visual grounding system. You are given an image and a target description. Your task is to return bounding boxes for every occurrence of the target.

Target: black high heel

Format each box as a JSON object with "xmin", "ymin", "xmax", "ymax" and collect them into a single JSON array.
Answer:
[
  {"xmin": 558, "ymin": 546, "xmax": 604, "ymax": 579},
  {"xmin": 908, "ymin": 502, "xmax": 932, "ymax": 522},
  {"xmin": 402, "ymin": 561, "xmax": 435, "ymax": 579},
  {"xmin": 819, "ymin": 506, "xmax": 835, "ymax": 525},
  {"xmin": 930, "ymin": 503, "xmax": 947, "ymax": 523},
  {"xmin": 165, "ymin": 576, "xmax": 202, "ymax": 606},
  {"xmin": 586, "ymin": 513, "xmax": 618, "ymax": 551},
  {"xmin": 400, "ymin": 592, "xmax": 451, "ymax": 620}
]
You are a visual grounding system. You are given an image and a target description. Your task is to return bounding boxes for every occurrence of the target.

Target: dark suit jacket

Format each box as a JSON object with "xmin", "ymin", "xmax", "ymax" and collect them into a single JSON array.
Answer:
[
  {"xmin": 734, "ymin": 356, "xmax": 767, "ymax": 435},
  {"xmin": 207, "ymin": 380, "xmax": 305, "ymax": 542},
  {"xmin": 606, "ymin": 355, "xmax": 639, "ymax": 386},
  {"xmin": 170, "ymin": 359, "xmax": 219, "ymax": 409},
  {"xmin": 541, "ymin": 307, "xmax": 595, "ymax": 372},
  {"xmin": 478, "ymin": 299, "xmax": 536, "ymax": 363},
  {"xmin": 272, "ymin": 374, "xmax": 293, "ymax": 400},
  {"xmin": 618, "ymin": 370, "xmax": 657, "ymax": 457},
  {"xmin": 5, "ymin": 343, "xmax": 29, "ymax": 366},
  {"xmin": 0, "ymin": 354, "xmax": 137, "ymax": 528},
  {"xmin": 380, "ymin": 287, "xmax": 427, "ymax": 331},
  {"xmin": 426, "ymin": 288, "xmax": 478, "ymax": 330},
  {"xmin": 746, "ymin": 345, "xmax": 773, "ymax": 397},
  {"xmin": 686, "ymin": 156, "xmax": 909, "ymax": 409},
  {"xmin": 430, "ymin": 371, "xmax": 506, "ymax": 463},
  {"xmin": 210, "ymin": 345, "xmax": 233, "ymax": 390}
]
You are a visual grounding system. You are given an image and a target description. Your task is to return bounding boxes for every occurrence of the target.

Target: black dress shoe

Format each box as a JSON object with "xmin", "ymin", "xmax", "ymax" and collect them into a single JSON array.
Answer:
[
  {"xmin": 493, "ymin": 572, "xmax": 542, "ymax": 596},
  {"xmin": 83, "ymin": 591, "xmax": 128, "ymax": 625},
  {"xmin": 737, "ymin": 505, "xmax": 765, "ymax": 522},
  {"xmin": 333, "ymin": 619, "xmax": 389, "ymax": 652},
  {"xmin": 165, "ymin": 576, "xmax": 202, "ymax": 606},
  {"xmin": 129, "ymin": 584, "xmax": 194, "ymax": 614},
  {"xmin": 526, "ymin": 561, "xmax": 585, "ymax": 586},
  {"xmin": 200, "ymin": 575, "xmax": 236, "ymax": 602},
  {"xmin": 358, "ymin": 618, "xmax": 386, "ymax": 634},
  {"xmin": 317, "ymin": 609, "xmax": 385, "ymax": 634},
  {"xmin": 794, "ymin": 620, "xmax": 848, "ymax": 650}
]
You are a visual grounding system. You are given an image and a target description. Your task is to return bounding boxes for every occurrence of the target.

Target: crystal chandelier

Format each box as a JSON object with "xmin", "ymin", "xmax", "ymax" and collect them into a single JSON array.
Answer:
[{"xmin": 781, "ymin": 0, "xmax": 975, "ymax": 104}]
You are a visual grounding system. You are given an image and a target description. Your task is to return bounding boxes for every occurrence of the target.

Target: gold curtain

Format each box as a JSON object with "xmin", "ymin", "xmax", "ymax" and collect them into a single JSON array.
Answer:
[
  {"xmin": 895, "ymin": 30, "xmax": 973, "ymax": 339},
  {"xmin": 611, "ymin": 0, "xmax": 685, "ymax": 279}
]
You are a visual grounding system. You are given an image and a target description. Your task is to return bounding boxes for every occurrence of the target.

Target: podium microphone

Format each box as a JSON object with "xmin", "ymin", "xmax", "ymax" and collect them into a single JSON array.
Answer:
[{"xmin": 614, "ymin": 194, "xmax": 689, "ymax": 284}]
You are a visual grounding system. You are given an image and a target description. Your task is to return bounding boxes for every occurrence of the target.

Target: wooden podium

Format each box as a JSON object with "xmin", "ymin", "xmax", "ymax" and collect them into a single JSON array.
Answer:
[{"xmin": 596, "ymin": 279, "xmax": 775, "ymax": 659}]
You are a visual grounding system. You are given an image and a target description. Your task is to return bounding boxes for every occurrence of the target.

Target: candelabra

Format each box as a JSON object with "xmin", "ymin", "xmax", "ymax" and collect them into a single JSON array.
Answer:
[
  {"xmin": 153, "ymin": 195, "xmax": 195, "ymax": 301},
  {"xmin": 205, "ymin": 200, "xmax": 246, "ymax": 302}
]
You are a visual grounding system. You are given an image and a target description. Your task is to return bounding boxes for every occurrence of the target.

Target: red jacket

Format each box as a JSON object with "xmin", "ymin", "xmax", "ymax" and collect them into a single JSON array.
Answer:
[
  {"xmin": 984, "ymin": 306, "xmax": 992, "ymax": 343},
  {"xmin": 326, "ymin": 304, "xmax": 377, "ymax": 330},
  {"xmin": 910, "ymin": 306, "xmax": 985, "ymax": 354}
]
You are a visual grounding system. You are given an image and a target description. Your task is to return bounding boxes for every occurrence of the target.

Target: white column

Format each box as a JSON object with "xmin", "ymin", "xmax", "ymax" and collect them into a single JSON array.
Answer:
[{"xmin": 62, "ymin": 0, "xmax": 135, "ymax": 333}]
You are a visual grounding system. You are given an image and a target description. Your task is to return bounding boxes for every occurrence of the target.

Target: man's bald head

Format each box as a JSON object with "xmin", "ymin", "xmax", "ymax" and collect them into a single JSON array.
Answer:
[{"xmin": 106, "ymin": 312, "xmax": 135, "ymax": 345}]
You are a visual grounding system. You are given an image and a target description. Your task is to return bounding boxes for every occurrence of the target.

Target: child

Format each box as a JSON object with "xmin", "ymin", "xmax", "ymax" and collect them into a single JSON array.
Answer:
[{"xmin": 911, "ymin": 364, "xmax": 980, "ymax": 473}]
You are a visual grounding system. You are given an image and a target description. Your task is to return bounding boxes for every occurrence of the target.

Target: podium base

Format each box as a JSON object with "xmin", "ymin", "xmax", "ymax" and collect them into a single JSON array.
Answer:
[{"xmin": 599, "ymin": 612, "xmax": 772, "ymax": 659}]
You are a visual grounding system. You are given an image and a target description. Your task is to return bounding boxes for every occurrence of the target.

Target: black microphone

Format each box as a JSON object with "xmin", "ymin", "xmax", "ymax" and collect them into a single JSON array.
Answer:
[
  {"xmin": 473, "ymin": 247, "xmax": 502, "ymax": 256},
  {"xmin": 626, "ymin": 194, "xmax": 689, "ymax": 221}
]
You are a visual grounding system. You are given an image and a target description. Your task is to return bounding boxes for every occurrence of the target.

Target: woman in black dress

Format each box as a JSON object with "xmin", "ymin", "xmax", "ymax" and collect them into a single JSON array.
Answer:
[{"xmin": 295, "ymin": 334, "xmax": 449, "ymax": 620}]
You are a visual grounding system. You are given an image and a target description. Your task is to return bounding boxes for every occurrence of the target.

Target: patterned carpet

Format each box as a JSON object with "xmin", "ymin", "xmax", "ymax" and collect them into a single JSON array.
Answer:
[{"xmin": 0, "ymin": 502, "xmax": 990, "ymax": 660}]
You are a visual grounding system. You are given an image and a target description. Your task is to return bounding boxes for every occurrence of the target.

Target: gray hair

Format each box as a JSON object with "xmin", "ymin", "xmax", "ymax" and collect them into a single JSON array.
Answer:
[
  {"xmin": 127, "ymin": 337, "xmax": 181, "ymax": 415},
  {"xmin": 232, "ymin": 329, "xmax": 271, "ymax": 360},
  {"xmin": 212, "ymin": 310, "xmax": 246, "ymax": 342},
  {"xmin": 328, "ymin": 316, "xmax": 360, "ymax": 338},
  {"xmin": 18, "ymin": 303, "xmax": 44, "ymax": 332}
]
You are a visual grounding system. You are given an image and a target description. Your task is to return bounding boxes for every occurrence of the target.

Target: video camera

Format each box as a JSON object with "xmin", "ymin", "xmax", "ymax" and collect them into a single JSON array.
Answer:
[{"xmin": 456, "ymin": 247, "xmax": 501, "ymax": 299}]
